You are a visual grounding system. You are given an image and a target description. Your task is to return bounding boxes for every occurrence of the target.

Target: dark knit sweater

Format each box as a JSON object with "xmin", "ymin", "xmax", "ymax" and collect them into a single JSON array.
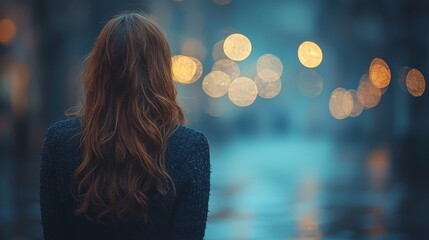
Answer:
[{"xmin": 40, "ymin": 118, "xmax": 211, "ymax": 240}]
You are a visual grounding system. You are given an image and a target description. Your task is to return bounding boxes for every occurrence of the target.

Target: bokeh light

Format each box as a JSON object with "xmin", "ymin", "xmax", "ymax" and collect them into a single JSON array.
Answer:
[
  {"xmin": 357, "ymin": 74, "xmax": 382, "ymax": 109},
  {"xmin": 0, "ymin": 18, "xmax": 16, "ymax": 45},
  {"xmin": 3, "ymin": 2, "xmax": 429, "ymax": 240},
  {"xmin": 212, "ymin": 58, "xmax": 240, "ymax": 80},
  {"xmin": 406, "ymin": 68, "xmax": 425, "ymax": 97},
  {"xmin": 172, "ymin": 55, "xmax": 203, "ymax": 84},
  {"xmin": 228, "ymin": 77, "xmax": 258, "ymax": 107},
  {"xmin": 297, "ymin": 41, "xmax": 323, "ymax": 68},
  {"xmin": 223, "ymin": 33, "xmax": 252, "ymax": 61},
  {"xmin": 369, "ymin": 58, "xmax": 391, "ymax": 89},
  {"xmin": 212, "ymin": 40, "xmax": 227, "ymax": 61},
  {"xmin": 9, "ymin": 62, "xmax": 29, "ymax": 117},
  {"xmin": 255, "ymin": 75, "xmax": 281, "ymax": 99},
  {"xmin": 368, "ymin": 148, "xmax": 389, "ymax": 174},
  {"xmin": 329, "ymin": 87, "xmax": 353, "ymax": 120},
  {"xmin": 202, "ymin": 71, "xmax": 231, "ymax": 98},
  {"xmin": 189, "ymin": 57, "xmax": 203, "ymax": 83},
  {"xmin": 348, "ymin": 89, "xmax": 364, "ymax": 117},
  {"xmin": 296, "ymin": 70, "xmax": 324, "ymax": 97},
  {"xmin": 256, "ymin": 54, "xmax": 283, "ymax": 83},
  {"xmin": 368, "ymin": 147, "xmax": 390, "ymax": 189}
]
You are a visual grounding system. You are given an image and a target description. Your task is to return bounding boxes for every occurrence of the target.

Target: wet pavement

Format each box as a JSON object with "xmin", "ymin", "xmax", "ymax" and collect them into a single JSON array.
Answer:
[{"xmin": 206, "ymin": 135, "xmax": 414, "ymax": 240}]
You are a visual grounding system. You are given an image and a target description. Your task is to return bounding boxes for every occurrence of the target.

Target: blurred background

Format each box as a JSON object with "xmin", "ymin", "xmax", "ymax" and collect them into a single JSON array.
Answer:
[{"xmin": 1, "ymin": 0, "xmax": 429, "ymax": 239}]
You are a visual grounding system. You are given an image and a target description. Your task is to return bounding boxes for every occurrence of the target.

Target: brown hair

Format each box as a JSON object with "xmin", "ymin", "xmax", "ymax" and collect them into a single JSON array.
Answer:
[{"xmin": 69, "ymin": 12, "xmax": 184, "ymax": 220}]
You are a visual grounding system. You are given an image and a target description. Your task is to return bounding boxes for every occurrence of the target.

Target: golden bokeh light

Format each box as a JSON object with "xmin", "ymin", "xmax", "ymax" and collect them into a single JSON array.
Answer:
[
  {"xmin": 212, "ymin": 40, "xmax": 227, "ymax": 61},
  {"xmin": 329, "ymin": 88, "xmax": 353, "ymax": 120},
  {"xmin": 228, "ymin": 77, "xmax": 258, "ymax": 107},
  {"xmin": 202, "ymin": 71, "xmax": 231, "ymax": 98},
  {"xmin": 348, "ymin": 89, "xmax": 364, "ymax": 117},
  {"xmin": 0, "ymin": 18, "xmax": 16, "ymax": 45},
  {"xmin": 369, "ymin": 58, "xmax": 391, "ymax": 89},
  {"xmin": 189, "ymin": 57, "xmax": 203, "ymax": 84},
  {"xmin": 296, "ymin": 70, "xmax": 323, "ymax": 97},
  {"xmin": 406, "ymin": 68, "xmax": 425, "ymax": 97},
  {"xmin": 255, "ymin": 75, "xmax": 281, "ymax": 99},
  {"xmin": 172, "ymin": 55, "xmax": 196, "ymax": 83},
  {"xmin": 223, "ymin": 33, "xmax": 252, "ymax": 61},
  {"xmin": 297, "ymin": 41, "xmax": 323, "ymax": 68},
  {"xmin": 357, "ymin": 74, "xmax": 382, "ymax": 109},
  {"xmin": 172, "ymin": 55, "xmax": 203, "ymax": 84},
  {"xmin": 256, "ymin": 54, "xmax": 283, "ymax": 83},
  {"xmin": 212, "ymin": 58, "xmax": 240, "ymax": 80}
]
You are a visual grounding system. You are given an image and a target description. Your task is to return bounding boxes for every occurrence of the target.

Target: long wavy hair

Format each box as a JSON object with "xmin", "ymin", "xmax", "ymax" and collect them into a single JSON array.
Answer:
[{"xmin": 69, "ymin": 12, "xmax": 184, "ymax": 221}]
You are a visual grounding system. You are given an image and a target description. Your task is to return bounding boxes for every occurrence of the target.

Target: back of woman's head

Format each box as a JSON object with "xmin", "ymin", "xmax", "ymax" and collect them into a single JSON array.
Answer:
[{"xmin": 72, "ymin": 12, "xmax": 184, "ymax": 221}]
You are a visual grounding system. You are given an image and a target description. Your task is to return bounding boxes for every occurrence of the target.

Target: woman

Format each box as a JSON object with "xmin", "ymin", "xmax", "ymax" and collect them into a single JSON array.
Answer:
[{"xmin": 40, "ymin": 12, "xmax": 210, "ymax": 240}]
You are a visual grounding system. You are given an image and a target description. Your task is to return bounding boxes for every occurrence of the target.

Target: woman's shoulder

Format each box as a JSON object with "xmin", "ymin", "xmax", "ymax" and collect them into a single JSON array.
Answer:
[
  {"xmin": 47, "ymin": 117, "xmax": 81, "ymax": 133},
  {"xmin": 168, "ymin": 124, "xmax": 210, "ymax": 170},
  {"xmin": 44, "ymin": 118, "xmax": 81, "ymax": 152},
  {"xmin": 170, "ymin": 124, "xmax": 209, "ymax": 149}
]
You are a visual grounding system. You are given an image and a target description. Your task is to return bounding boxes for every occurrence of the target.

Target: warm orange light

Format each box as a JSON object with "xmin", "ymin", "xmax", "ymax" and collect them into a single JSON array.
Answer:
[
  {"xmin": 10, "ymin": 62, "xmax": 29, "ymax": 117},
  {"xmin": 0, "ymin": 18, "xmax": 16, "ymax": 45},
  {"xmin": 228, "ymin": 77, "xmax": 258, "ymax": 107},
  {"xmin": 172, "ymin": 55, "xmax": 202, "ymax": 84},
  {"xmin": 406, "ymin": 68, "xmax": 425, "ymax": 97},
  {"xmin": 357, "ymin": 74, "xmax": 382, "ymax": 109},
  {"xmin": 202, "ymin": 71, "xmax": 231, "ymax": 98},
  {"xmin": 298, "ymin": 41, "xmax": 323, "ymax": 68},
  {"xmin": 369, "ymin": 148, "xmax": 389, "ymax": 173},
  {"xmin": 368, "ymin": 147, "xmax": 390, "ymax": 189},
  {"xmin": 223, "ymin": 33, "xmax": 252, "ymax": 61},
  {"xmin": 369, "ymin": 58, "xmax": 391, "ymax": 89}
]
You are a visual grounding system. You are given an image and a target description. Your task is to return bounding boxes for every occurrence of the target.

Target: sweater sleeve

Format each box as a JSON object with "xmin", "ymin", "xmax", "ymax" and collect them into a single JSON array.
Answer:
[
  {"xmin": 40, "ymin": 125, "xmax": 66, "ymax": 239},
  {"xmin": 171, "ymin": 133, "xmax": 211, "ymax": 240}
]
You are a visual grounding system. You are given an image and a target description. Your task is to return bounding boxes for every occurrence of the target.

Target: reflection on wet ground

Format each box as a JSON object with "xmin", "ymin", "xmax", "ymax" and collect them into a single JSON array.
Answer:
[
  {"xmin": 206, "ymin": 136, "xmax": 409, "ymax": 239},
  {"xmin": 0, "ymin": 135, "xmax": 427, "ymax": 239}
]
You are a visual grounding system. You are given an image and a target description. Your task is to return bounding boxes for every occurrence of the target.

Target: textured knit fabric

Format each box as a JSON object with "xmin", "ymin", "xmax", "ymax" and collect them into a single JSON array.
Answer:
[{"xmin": 39, "ymin": 118, "xmax": 211, "ymax": 240}]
